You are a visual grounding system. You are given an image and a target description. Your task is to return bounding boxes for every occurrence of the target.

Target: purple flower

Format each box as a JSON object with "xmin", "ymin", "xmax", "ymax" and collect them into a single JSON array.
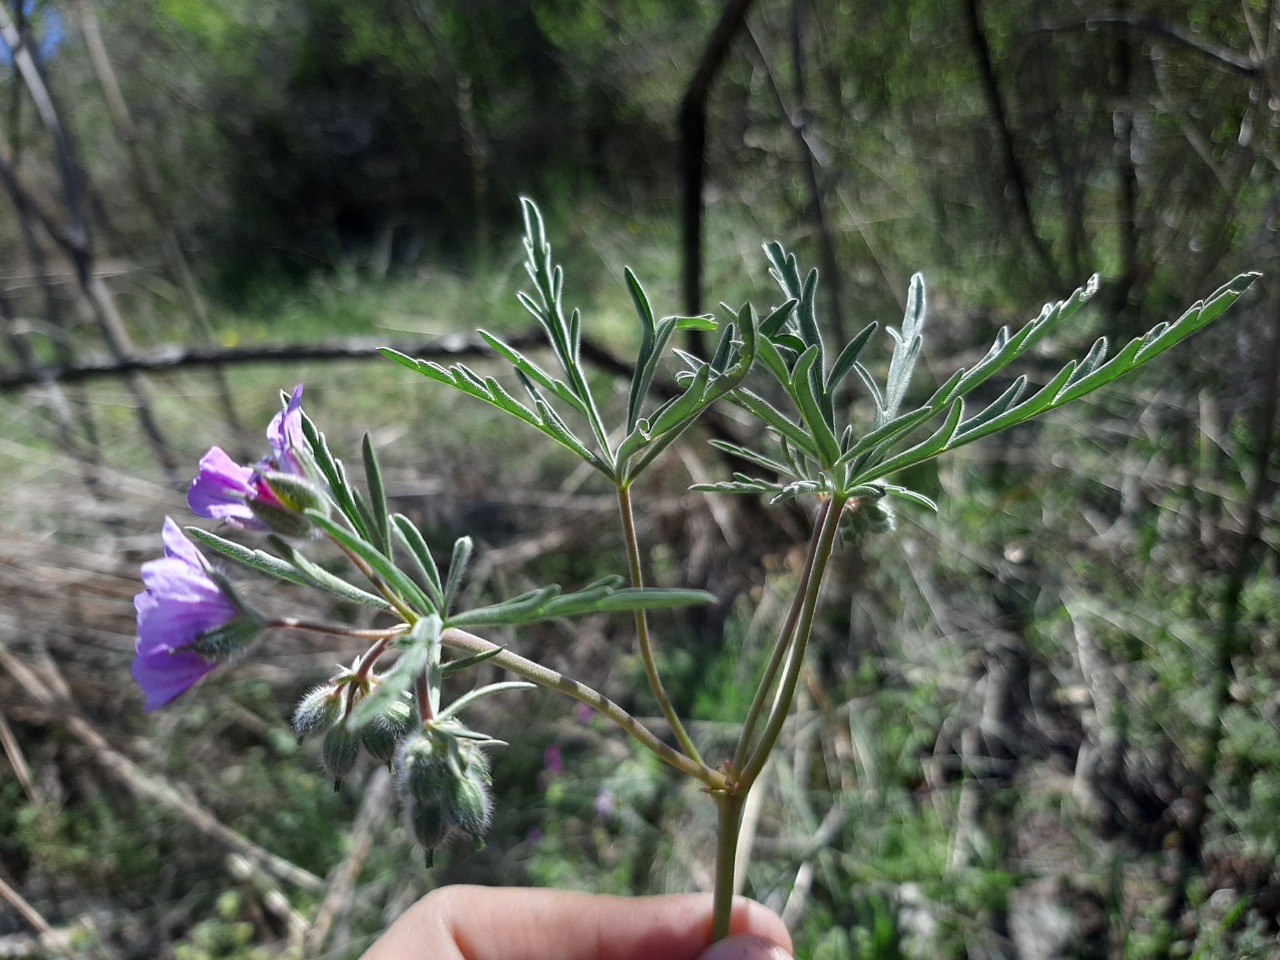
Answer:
[
  {"xmin": 132, "ymin": 518, "xmax": 263, "ymax": 711},
  {"xmin": 187, "ymin": 446, "xmax": 264, "ymax": 527},
  {"xmin": 544, "ymin": 744, "xmax": 565, "ymax": 776},
  {"xmin": 594, "ymin": 787, "xmax": 616, "ymax": 821},
  {"xmin": 188, "ymin": 385, "xmax": 311, "ymax": 530},
  {"xmin": 266, "ymin": 384, "xmax": 307, "ymax": 473}
]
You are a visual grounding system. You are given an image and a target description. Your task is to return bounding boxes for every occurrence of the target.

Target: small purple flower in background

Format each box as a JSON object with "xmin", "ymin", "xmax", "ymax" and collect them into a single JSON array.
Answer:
[
  {"xmin": 188, "ymin": 385, "xmax": 310, "ymax": 530},
  {"xmin": 539, "ymin": 743, "xmax": 567, "ymax": 793},
  {"xmin": 132, "ymin": 518, "xmax": 263, "ymax": 711},
  {"xmin": 544, "ymin": 744, "xmax": 565, "ymax": 777},
  {"xmin": 594, "ymin": 787, "xmax": 616, "ymax": 821}
]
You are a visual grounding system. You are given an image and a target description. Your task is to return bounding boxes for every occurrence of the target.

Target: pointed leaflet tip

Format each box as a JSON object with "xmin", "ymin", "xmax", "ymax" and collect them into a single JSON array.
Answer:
[{"xmin": 903, "ymin": 273, "xmax": 927, "ymax": 340}]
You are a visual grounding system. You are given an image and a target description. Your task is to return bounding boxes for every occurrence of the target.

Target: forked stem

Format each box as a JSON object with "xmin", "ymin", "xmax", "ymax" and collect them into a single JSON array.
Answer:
[
  {"xmin": 711, "ymin": 496, "xmax": 846, "ymax": 945},
  {"xmin": 739, "ymin": 494, "xmax": 846, "ymax": 786}
]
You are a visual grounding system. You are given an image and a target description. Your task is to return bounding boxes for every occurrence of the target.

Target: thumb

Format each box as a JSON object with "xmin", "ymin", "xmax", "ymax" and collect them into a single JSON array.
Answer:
[{"xmin": 698, "ymin": 933, "xmax": 794, "ymax": 960}]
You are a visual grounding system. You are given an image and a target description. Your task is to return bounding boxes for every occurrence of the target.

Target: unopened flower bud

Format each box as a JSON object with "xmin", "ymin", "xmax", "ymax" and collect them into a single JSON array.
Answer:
[
  {"xmin": 260, "ymin": 470, "xmax": 328, "ymax": 516},
  {"xmin": 322, "ymin": 722, "xmax": 361, "ymax": 791},
  {"xmin": 841, "ymin": 497, "xmax": 895, "ymax": 539},
  {"xmin": 393, "ymin": 727, "xmax": 496, "ymax": 865},
  {"xmin": 291, "ymin": 684, "xmax": 343, "ymax": 743},
  {"xmin": 361, "ymin": 698, "xmax": 415, "ymax": 763},
  {"xmin": 448, "ymin": 751, "xmax": 493, "ymax": 846},
  {"xmin": 396, "ymin": 732, "xmax": 452, "ymax": 860}
]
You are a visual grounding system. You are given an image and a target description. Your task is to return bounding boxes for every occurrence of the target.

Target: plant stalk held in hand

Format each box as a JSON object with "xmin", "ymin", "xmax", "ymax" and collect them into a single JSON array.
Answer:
[{"xmin": 131, "ymin": 198, "xmax": 1257, "ymax": 944}]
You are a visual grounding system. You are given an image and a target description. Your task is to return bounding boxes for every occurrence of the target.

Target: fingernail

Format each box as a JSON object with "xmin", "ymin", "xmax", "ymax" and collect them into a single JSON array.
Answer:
[{"xmin": 698, "ymin": 934, "xmax": 794, "ymax": 960}]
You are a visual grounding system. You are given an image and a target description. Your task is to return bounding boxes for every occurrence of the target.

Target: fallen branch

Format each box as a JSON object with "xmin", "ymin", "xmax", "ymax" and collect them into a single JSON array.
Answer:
[
  {"xmin": 0, "ymin": 641, "xmax": 325, "ymax": 893},
  {"xmin": 0, "ymin": 331, "xmax": 644, "ymax": 391},
  {"xmin": 305, "ymin": 766, "xmax": 394, "ymax": 956},
  {"xmin": 0, "ymin": 876, "xmax": 80, "ymax": 960}
]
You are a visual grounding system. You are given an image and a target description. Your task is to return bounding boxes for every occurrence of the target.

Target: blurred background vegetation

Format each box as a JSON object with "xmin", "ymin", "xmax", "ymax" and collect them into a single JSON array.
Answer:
[{"xmin": 0, "ymin": 1, "xmax": 1277, "ymax": 957}]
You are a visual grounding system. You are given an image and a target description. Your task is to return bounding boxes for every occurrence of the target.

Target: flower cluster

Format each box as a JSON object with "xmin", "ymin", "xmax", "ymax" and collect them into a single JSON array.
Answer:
[
  {"xmin": 396, "ymin": 724, "xmax": 493, "ymax": 867},
  {"xmin": 130, "ymin": 384, "xmax": 501, "ymax": 860},
  {"xmin": 131, "ymin": 386, "xmax": 312, "ymax": 710}
]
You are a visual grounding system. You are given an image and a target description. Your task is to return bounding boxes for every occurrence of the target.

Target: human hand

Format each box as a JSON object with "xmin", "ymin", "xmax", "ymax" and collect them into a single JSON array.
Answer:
[{"xmin": 359, "ymin": 885, "xmax": 794, "ymax": 960}]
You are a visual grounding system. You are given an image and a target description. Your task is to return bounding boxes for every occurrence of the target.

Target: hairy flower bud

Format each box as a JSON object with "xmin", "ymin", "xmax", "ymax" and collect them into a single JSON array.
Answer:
[
  {"xmin": 396, "ymin": 730, "xmax": 445, "ymax": 797},
  {"xmin": 291, "ymin": 684, "xmax": 344, "ymax": 743},
  {"xmin": 394, "ymin": 727, "xmax": 494, "ymax": 866},
  {"xmin": 396, "ymin": 732, "xmax": 451, "ymax": 862},
  {"xmin": 448, "ymin": 751, "xmax": 493, "ymax": 846},
  {"xmin": 841, "ymin": 497, "xmax": 896, "ymax": 539},
  {"xmin": 322, "ymin": 722, "xmax": 361, "ymax": 791},
  {"xmin": 361, "ymin": 698, "xmax": 415, "ymax": 764}
]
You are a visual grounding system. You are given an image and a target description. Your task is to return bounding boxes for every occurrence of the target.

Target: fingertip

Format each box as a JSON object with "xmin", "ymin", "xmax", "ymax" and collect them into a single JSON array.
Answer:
[
  {"xmin": 698, "ymin": 933, "xmax": 794, "ymax": 960},
  {"xmin": 725, "ymin": 896, "xmax": 793, "ymax": 954}
]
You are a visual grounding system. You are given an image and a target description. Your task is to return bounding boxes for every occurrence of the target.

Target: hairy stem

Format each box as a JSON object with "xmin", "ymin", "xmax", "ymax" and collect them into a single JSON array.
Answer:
[
  {"xmin": 440, "ymin": 627, "xmax": 727, "ymax": 790},
  {"xmin": 354, "ymin": 634, "xmax": 396, "ymax": 681},
  {"xmin": 617, "ymin": 485, "xmax": 704, "ymax": 764}
]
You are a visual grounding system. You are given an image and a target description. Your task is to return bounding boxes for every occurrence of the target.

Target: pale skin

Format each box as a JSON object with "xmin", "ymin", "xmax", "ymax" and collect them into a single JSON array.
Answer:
[{"xmin": 360, "ymin": 887, "xmax": 794, "ymax": 960}]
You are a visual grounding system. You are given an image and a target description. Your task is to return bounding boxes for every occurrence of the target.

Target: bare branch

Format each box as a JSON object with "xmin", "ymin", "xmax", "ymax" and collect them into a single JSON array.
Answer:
[{"xmin": 0, "ymin": 332, "xmax": 545, "ymax": 391}]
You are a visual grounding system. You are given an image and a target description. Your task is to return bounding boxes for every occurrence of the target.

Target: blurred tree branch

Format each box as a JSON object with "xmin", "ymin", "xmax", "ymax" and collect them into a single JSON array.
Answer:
[
  {"xmin": 963, "ymin": 0, "xmax": 1060, "ymax": 286},
  {"xmin": 1029, "ymin": 13, "xmax": 1261, "ymax": 77},
  {"xmin": 74, "ymin": 0, "xmax": 243, "ymax": 432},
  {"xmin": 0, "ymin": 2, "xmax": 178, "ymax": 475},
  {"xmin": 0, "ymin": 330, "xmax": 631, "ymax": 391},
  {"xmin": 680, "ymin": 0, "xmax": 756, "ymax": 332},
  {"xmin": 744, "ymin": 7, "xmax": 844, "ymax": 345}
]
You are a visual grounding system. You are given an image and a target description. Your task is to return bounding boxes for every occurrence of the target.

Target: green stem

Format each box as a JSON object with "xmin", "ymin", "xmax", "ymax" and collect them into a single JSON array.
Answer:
[
  {"xmin": 267, "ymin": 618, "xmax": 408, "ymax": 642},
  {"xmin": 710, "ymin": 788, "xmax": 744, "ymax": 942},
  {"xmin": 617, "ymin": 485, "xmax": 704, "ymax": 765},
  {"xmin": 440, "ymin": 627, "xmax": 727, "ymax": 791},
  {"xmin": 739, "ymin": 495, "xmax": 846, "ymax": 788},
  {"xmin": 730, "ymin": 498, "xmax": 829, "ymax": 775},
  {"xmin": 332, "ymin": 539, "xmax": 420, "ymax": 624}
]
